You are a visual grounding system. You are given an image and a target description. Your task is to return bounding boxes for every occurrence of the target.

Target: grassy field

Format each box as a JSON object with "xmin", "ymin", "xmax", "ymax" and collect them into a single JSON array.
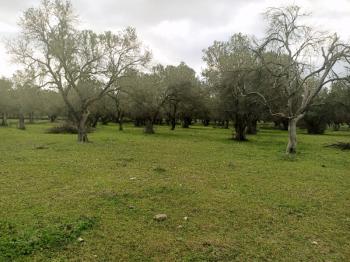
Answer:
[{"xmin": 0, "ymin": 121, "xmax": 349, "ymax": 261}]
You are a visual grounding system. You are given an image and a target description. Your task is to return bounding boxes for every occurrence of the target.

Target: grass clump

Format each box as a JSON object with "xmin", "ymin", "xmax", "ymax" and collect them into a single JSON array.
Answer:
[
  {"xmin": 46, "ymin": 122, "xmax": 93, "ymax": 134},
  {"xmin": 0, "ymin": 216, "xmax": 96, "ymax": 260}
]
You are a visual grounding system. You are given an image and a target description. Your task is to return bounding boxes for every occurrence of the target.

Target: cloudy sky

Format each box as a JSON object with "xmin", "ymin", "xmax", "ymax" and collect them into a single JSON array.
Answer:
[{"xmin": 0, "ymin": 0, "xmax": 350, "ymax": 77}]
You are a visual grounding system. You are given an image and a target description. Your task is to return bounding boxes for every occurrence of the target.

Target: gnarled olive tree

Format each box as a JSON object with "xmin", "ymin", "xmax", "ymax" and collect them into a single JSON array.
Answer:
[
  {"xmin": 255, "ymin": 5, "xmax": 350, "ymax": 154},
  {"xmin": 9, "ymin": 0, "xmax": 150, "ymax": 142}
]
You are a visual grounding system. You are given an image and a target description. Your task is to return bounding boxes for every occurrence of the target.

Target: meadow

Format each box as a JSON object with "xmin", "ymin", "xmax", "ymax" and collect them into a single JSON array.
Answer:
[{"xmin": 0, "ymin": 122, "xmax": 349, "ymax": 261}]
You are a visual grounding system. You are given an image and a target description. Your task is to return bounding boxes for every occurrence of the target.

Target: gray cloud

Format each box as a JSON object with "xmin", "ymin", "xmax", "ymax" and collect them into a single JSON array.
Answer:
[{"xmin": 0, "ymin": 0, "xmax": 350, "ymax": 77}]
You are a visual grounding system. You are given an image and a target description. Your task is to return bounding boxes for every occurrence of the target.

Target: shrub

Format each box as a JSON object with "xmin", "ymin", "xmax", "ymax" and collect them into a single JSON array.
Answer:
[{"xmin": 47, "ymin": 122, "xmax": 93, "ymax": 134}]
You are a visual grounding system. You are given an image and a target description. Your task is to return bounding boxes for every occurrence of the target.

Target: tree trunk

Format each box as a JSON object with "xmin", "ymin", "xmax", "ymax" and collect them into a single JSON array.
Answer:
[
  {"xmin": 134, "ymin": 118, "xmax": 144, "ymax": 127},
  {"xmin": 18, "ymin": 114, "xmax": 25, "ymax": 130},
  {"xmin": 29, "ymin": 112, "xmax": 34, "ymax": 124},
  {"xmin": 182, "ymin": 117, "xmax": 191, "ymax": 128},
  {"xmin": 144, "ymin": 119, "xmax": 154, "ymax": 134},
  {"xmin": 91, "ymin": 114, "xmax": 99, "ymax": 128},
  {"xmin": 282, "ymin": 119, "xmax": 289, "ymax": 130},
  {"xmin": 233, "ymin": 115, "xmax": 247, "ymax": 141},
  {"xmin": 77, "ymin": 112, "xmax": 89, "ymax": 143},
  {"xmin": 1, "ymin": 112, "xmax": 8, "ymax": 126},
  {"xmin": 224, "ymin": 120, "xmax": 229, "ymax": 129},
  {"xmin": 101, "ymin": 116, "xmax": 109, "ymax": 125},
  {"xmin": 286, "ymin": 118, "xmax": 298, "ymax": 154},
  {"xmin": 333, "ymin": 123, "xmax": 340, "ymax": 131},
  {"xmin": 118, "ymin": 117, "xmax": 123, "ymax": 131},
  {"xmin": 202, "ymin": 119, "xmax": 210, "ymax": 126},
  {"xmin": 247, "ymin": 119, "xmax": 257, "ymax": 134},
  {"xmin": 49, "ymin": 115, "xmax": 57, "ymax": 123},
  {"xmin": 170, "ymin": 118, "xmax": 176, "ymax": 130}
]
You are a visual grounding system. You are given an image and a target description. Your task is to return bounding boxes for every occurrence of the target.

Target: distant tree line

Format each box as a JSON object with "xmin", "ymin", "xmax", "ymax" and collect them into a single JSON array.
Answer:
[{"xmin": 1, "ymin": 1, "xmax": 350, "ymax": 154}]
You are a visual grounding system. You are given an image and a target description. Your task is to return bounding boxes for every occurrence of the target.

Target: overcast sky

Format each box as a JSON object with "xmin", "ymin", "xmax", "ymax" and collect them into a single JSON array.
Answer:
[{"xmin": 1, "ymin": 0, "xmax": 350, "ymax": 77}]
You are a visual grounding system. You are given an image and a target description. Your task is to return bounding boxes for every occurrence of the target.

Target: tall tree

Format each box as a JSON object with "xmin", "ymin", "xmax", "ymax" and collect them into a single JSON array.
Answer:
[
  {"xmin": 9, "ymin": 0, "xmax": 150, "ymax": 142},
  {"xmin": 255, "ymin": 5, "xmax": 350, "ymax": 153},
  {"xmin": 128, "ymin": 67, "xmax": 168, "ymax": 134},
  {"xmin": 0, "ymin": 78, "xmax": 13, "ymax": 126},
  {"xmin": 325, "ymin": 81, "xmax": 350, "ymax": 130},
  {"xmin": 162, "ymin": 62, "xmax": 201, "ymax": 130},
  {"xmin": 203, "ymin": 33, "xmax": 264, "ymax": 141}
]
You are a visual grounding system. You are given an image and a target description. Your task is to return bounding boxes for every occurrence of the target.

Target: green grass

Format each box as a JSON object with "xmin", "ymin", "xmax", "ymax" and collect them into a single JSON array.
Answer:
[{"xmin": 0, "ymin": 121, "xmax": 349, "ymax": 261}]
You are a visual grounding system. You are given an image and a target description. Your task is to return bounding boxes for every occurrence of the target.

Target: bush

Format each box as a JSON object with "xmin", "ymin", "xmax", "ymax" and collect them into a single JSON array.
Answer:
[
  {"xmin": 47, "ymin": 122, "xmax": 93, "ymax": 134},
  {"xmin": 326, "ymin": 142, "xmax": 350, "ymax": 150},
  {"xmin": 301, "ymin": 107, "xmax": 329, "ymax": 134}
]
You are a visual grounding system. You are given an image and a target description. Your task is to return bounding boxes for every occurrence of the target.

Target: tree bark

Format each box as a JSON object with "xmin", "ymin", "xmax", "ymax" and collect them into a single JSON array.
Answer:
[
  {"xmin": 233, "ymin": 115, "xmax": 247, "ymax": 141},
  {"xmin": 182, "ymin": 117, "xmax": 191, "ymax": 128},
  {"xmin": 117, "ymin": 110, "xmax": 124, "ymax": 131},
  {"xmin": 118, "ymin": 117, "xmax": 123, "ymax": 131},
  {"xmin": 91, "ymin": 114, "xmax": 99, "ymax": 128},
  {"xmin": 49, "ymin": 115, "xmax": 57, "ymax": 123},
  {"xmin": 286, "ymin": 118, "xmax": 298, "ymax": 154},
  {"xmin": 247, "ymin": 119, "xmax": 257, "ymax": 134},
  {"xmin": 77, "ymin": 112, "xmax": 89, "ymax": 143},
  {"xmin": 1, "ymin": 112, "xmax": 8, "ymax": 126},
  {"xmin": 170, "ymin": 118, "xmax": 176, "ymax": 130},
  {"xmin": 18, "ymin": 114, "xmax": 25, "ymax": 130},
  {"xmin": 144, "ymin": 119, "xmax": 154, "ymax": 134},
  {"xmin": 282, "ymin": 119, "xmax": 289, "ymax": 131}
]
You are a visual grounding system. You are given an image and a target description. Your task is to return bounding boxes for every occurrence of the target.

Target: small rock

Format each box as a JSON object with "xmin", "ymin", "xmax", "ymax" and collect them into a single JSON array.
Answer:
[
  {"xmin": 154, "ymin": 214, "xmax": 167, "ymax": 221},
  {"xmin": 130, "ymin": 177, "xmax": 137, "ymax": 180},
  {"xmin": 77, "ymin": 237, "xmax": 84, "ymax": 243},
  {"xmin": 177, "ymin": 225, "xmax": 183, "ymax": 229},
  {"xmin": 311, "ymin": 241, "xmax": 318, "ymax": 245},
  {"xmin": 129, "ymin": 205, "xmax": 135, "ymax": 209},
  {"xmin": 183, "ymin": 216, "xmax": 189, "ymax": 221}
]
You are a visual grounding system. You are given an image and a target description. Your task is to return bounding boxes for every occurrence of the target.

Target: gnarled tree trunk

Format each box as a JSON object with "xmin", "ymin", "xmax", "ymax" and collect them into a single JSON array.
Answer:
[
  {"xmin": 170, "ymin": 118, "xmax": 176, "ymax": 130},
  {"xmin": 233, "ymin": 115, "xmax": 247, "ymax": 141},
  {"xmin": 117, "ymin": 110, "xmax": 124, "ymax": 131},
  {"xmin": 18, "ymin": 114, "xmax": 25, "ymax": 130},
  {"xmin": 247, "ymin": 119, "xmax": 257, "ymax": 134},
  {"xmin": 49, "ymin": 115, "xmax": 57, "ymax": 123},
  {"xmin": 118, "ymin": 117, "xmax": 123, "ymax": 131},
  {"xmin": 182, "ymin": 116, "xmax": 191, "ymax": 128},
  {"xmin": 286, "ymin": 118, "xmax": 298, "ymax": 154},
  {"xmin": 77, "ymin": 112, "xmax": 89, "ymax": 143},
  {"xmin": 144, "ymin": 119, "xmax": 154, "ymax": 134}
]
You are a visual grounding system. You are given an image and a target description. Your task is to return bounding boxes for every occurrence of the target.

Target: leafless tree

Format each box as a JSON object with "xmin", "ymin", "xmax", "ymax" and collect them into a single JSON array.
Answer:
[{"xmin": 254, "ymin": 5, "xmax": 350, "ymax": 154}]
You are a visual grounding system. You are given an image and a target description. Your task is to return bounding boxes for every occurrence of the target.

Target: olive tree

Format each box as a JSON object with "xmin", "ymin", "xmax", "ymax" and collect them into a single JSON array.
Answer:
[
  {"xmin": 127, "ymin": 66, "xmax": 169, "ymax": 134},
  {"xmin": 255, "ymin": 5, "xmax": 350, "ymax": 153},
  {"xmin": 162, "ymin": 63, "xmax": 201, "ymax": 130},
  {"xmin": 0, "ymin": 78, "xmax": 13, "ymax": 126},
  {"xmin": 9, "ymin": 0, "xmax": 150, "ymax": 142},
  {"xmin": 203, "ymin": 33, "xmax": 264, "ymax": 141}
]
